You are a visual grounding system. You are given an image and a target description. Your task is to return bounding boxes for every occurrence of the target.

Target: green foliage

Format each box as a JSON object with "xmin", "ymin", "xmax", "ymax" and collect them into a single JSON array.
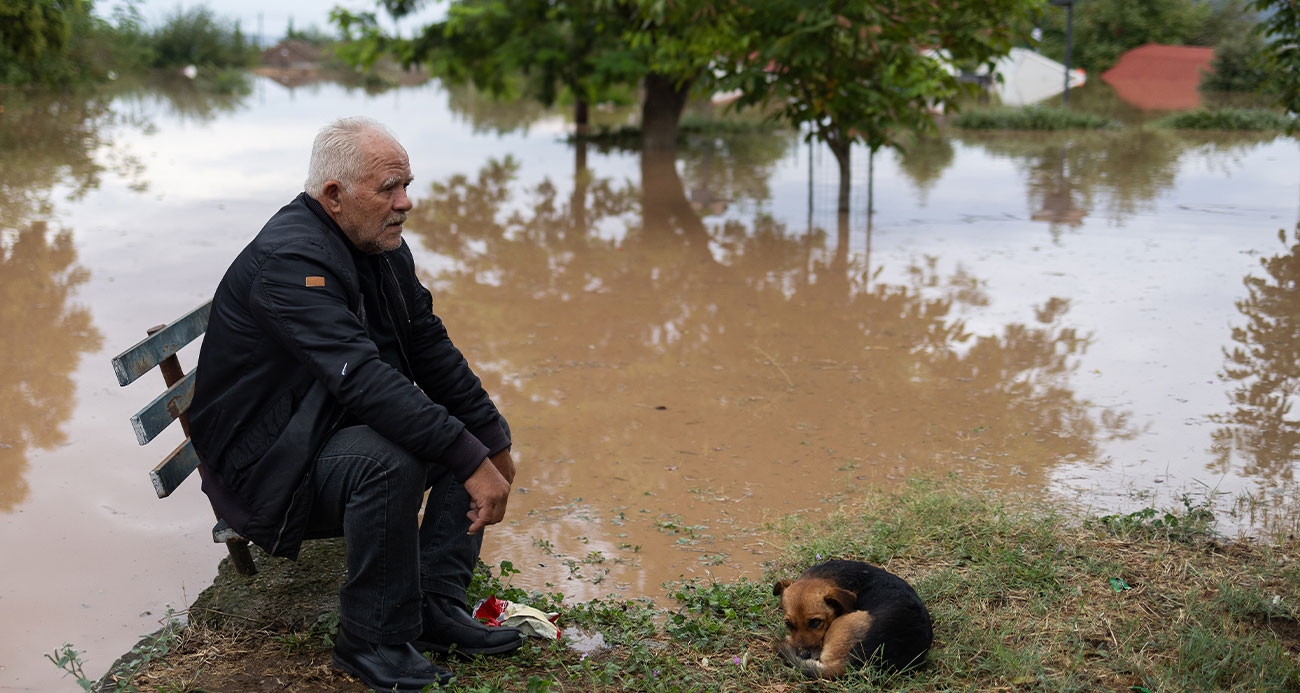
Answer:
[
  {"xmin": 610, "ymin": 0, "xmax": 743, "ymax": 92},
  {"xmin": 0, "ymin": 0, "xmax": 257, "ymax": 85},
  {"xmin": 149, "ymin": 6, "xmax": 257, "ymax": 70},
  {"xmin": 283, "ymin": 18, "xmax": 338, "ymax": 46},
  {"xmin": 1190, "ymin": 0, "xmax": 1260, "ymax": 47},
  {"xmin": 468, "ymin": 559, "xmax": 568, "ymax": 616},
  {"xmin": 665, "ymin": 578, "xmax": 773, "ymax": 650},
  {"xmin": 0, "ymin": 0, "xmax": 92, "ymax": 85},
  {"xmin": 329, "ymin": 8, "xmax": 396, "ymax": 72},
  {"xmin": 1090, "ymin": 494, "xmax": 1218, "ymax": 541},
  {"xmin": 334, "ymin": 0, "xmax": 749, "ymax": 149},
  {"xmin": 45, "ymin": 643, "xmax": 94, "ymax": 691},
  {"xmin": 722, "ymin": 0, "xmax": 1040, "ymax": 204},
  {"xmin": 951, "ymin": 106, "xmax": 1120, "ymax": 130},
  {"xmin": 95, "ymin": 0, "xmax": 155, "ymax": 74},
  {"xmin": 1252, "ymin": 0, "xmax": 1300, "ymax": 123},
  {"xmin": 335, "ymin": 1, "xmax": 637, "ymax": 111},
  {"xmin": 0, "ymin": 0, "xmax": 79, "ymax": 63},
  {"xmin": 1036, "ymin": 0, "xmax": 1213, "ymax": 74},
  {"xmin": 1153, "ymin": 107, "xmax": 1297, "ymax": 130},
  {"xmin": 1203, "ymin": 29, "xmax": 1269, "ymax": 93},
  {"xmin": 50, "ymin": 610, "xmax": 184, "ymax": 693}
]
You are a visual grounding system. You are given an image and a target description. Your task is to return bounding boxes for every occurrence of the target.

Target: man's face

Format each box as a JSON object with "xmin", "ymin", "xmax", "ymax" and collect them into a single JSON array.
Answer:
[{"xmin": 333, "ymin": 132, "xmax": 415, "ymax": 254}]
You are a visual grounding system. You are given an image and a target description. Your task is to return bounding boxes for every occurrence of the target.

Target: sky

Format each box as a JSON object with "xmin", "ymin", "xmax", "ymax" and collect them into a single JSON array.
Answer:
[{"xmin": 96, "ymin": 0, "xmax": 445, "ymax": 45}]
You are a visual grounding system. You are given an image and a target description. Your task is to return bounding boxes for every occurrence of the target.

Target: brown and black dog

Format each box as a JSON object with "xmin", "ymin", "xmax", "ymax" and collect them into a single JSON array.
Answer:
[{"xmin": 774, "ymin": 559, "xmax": 933, "ymax": 678}]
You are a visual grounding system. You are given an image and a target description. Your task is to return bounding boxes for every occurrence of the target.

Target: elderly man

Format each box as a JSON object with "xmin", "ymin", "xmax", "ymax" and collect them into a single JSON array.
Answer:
[{"xmin": 190, "ymin": 116, "xmax": 522, "ymax": 690}]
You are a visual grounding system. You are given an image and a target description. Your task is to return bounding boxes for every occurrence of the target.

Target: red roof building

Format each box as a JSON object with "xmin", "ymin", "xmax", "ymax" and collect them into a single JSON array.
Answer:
[{"xmin": 1101, "ymin": 44, "xmax": 1214, "ymax": 110}]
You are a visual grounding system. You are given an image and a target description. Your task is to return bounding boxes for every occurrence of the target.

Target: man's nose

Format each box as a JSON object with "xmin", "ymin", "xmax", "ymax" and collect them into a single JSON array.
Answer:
[{"xmin": 393, "ymin": 187, "xmax": 413, "ymax": 211}]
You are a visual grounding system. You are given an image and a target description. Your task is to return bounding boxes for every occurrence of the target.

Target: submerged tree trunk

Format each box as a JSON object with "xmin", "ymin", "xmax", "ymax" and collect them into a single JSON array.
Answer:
[
  {"xmin": 574, "ymin": 99, "xmax": 590, "ymax": 138},
  {"xmin": 829, "ymin": 135, "xmax": 852, "ymax": 215},
  {"xmin": 571, "ymin": 138, "xmax": 589, "ymax": 234},
  {"xmin": 641, "ymin": 72, "xmax": 692, "ymax": 155}
]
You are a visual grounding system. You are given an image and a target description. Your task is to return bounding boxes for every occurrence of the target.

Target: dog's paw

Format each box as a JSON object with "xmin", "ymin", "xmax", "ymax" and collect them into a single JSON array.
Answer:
[
  {"xmin": 775, "ymin": 640, "xmax": 800, "ymax": 666},
  {"xmin": 776, "ymin": 642, "xmax": 831, "ymax": 678}
]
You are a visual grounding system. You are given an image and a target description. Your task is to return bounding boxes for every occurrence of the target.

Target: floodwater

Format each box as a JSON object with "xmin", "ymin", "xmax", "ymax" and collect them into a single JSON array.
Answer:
[{"xmin": 1, "ymin": 75, "xmax": 1298, "ymax": 689}]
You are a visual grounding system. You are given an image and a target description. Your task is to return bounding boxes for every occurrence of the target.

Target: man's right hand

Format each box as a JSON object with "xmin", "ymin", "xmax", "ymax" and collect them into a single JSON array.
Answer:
[{"xmin": 463, "ymin": 458, "xmax": 510, "ymax": 534}]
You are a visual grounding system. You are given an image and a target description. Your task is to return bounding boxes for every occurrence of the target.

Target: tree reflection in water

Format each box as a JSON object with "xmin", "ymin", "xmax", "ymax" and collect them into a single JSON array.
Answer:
[
  {"xmin": 405, "ymin": 154, "xmax": 1138, "ymax": 503},
  {"xmin": 0, "ymin": 91, "xmax": 116, "ymax": 511},
  {"xmin": 1213, "ymin": 223, "xmax": 1300, "ymax": 487},
  {"xmin": 954, "ymin": 128, "xmax": 1285, "ymax": 240},
  {"xmin": 0, "ymin": 224, "xmax": 102, "ymax": 511}
]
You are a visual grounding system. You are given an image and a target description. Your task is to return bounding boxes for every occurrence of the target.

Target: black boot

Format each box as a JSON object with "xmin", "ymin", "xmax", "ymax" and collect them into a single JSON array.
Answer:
[
  {"xmin": 332, "ymin": 626, "xmax": 454, "ymax": 692},
  {"xmin": 414, "ymin": 595, "xmax": 525, "ymax": 656}
]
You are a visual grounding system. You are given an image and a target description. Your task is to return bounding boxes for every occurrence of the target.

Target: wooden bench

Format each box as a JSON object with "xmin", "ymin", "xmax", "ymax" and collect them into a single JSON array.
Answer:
[{"xmin": 111, "ymin": 300, "xmax": 258, "ymax": 576}]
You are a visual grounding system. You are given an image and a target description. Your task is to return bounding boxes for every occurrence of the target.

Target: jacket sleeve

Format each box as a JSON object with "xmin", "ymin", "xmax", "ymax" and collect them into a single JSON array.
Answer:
[
  {"xmin": 397, "ymin": 249, "xmax": 511, "ymax": 456},
  {"xmin": 248, "ymin": 238, "xmax": 488, "ymax": 481}
]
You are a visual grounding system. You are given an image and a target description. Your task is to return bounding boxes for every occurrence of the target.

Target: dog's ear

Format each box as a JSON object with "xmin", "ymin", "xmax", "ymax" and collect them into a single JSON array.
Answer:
[
  {"xmin": 824, "ymin": 586, "xmax": 856, "ymax": 615},
  {"xmin": 773, "ymin": 579, "xmax": 793, "ymax": 596}
]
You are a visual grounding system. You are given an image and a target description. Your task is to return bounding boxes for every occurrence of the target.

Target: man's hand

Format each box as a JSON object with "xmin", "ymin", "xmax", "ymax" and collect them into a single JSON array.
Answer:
[
  {"xmin": 489, "ymin": 449, "xmax": 516, "ymax": 485},
  {"xmin": 464, "ymin": 458, "xmax": 510, "ymax": 534}
]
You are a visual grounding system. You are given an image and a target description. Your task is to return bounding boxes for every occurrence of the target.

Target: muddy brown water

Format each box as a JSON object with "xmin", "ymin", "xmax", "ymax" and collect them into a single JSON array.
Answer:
[{"xmin": 1, "ymin": 78, "xmax": 1297, "ymax": 689}]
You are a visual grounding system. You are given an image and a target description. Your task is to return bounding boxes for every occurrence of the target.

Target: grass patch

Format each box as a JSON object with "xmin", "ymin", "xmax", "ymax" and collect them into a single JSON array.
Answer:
[
  {"xmin": 1152, "ymin": 108, "xmax": 1298, "ymax": 131},
  {"xmin": 107, "ymin": 477, "xmax": 1300, "ymax": 691},
  {"xmin": 950, "ymin": 106, "xmax": 1120, "ymax": 131},
  {"xmin": 574, "ymin": 115, "xmax": 785, "ymax": 150}
]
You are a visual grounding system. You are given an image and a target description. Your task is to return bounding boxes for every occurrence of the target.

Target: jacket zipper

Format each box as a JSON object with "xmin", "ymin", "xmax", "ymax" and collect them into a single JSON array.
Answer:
[{"xmin": 379, "ymin": 255, "xmax": 415, "ymax": 377}]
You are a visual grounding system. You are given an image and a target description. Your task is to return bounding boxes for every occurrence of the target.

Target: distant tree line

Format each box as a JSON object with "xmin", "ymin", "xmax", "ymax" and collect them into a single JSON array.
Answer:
[{"xmin": 0, "ymin": 0, "xmax": 258, "ymax": 86}]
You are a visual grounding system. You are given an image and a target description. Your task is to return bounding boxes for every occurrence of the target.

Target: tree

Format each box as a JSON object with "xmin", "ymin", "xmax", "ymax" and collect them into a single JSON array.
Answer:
[
  {"xmin": 723, "ymin": 0, "xmax": 1040, "ymax": 213},
  {"xmin": 1202, "ymin": 28, "xmax": 1269, "ymax": 93},
  {"xmin": 334, "ymin": 1, "xmax": 626, "ymax": 136},
  {"xmin": 1252, "ymin": 0, "xmax": 1300, "ymax": 121},
  {"xmin": 335, "ymin": 0, "xmax": 744, "ymax": 153},
  {"xmin": 0, "ymin": 0, "xmax": 89, "ymax": 85},
  {"xmin": 1036, "ymin": 0, "xmax": 1211, "ymax": 75},
  {"xmin": 604, "ymin": 0, "xmax": 744, "ymax": 153},
  {"xmin": 149, "ymin": 5, "xmax": 256, "ymax": 69}
]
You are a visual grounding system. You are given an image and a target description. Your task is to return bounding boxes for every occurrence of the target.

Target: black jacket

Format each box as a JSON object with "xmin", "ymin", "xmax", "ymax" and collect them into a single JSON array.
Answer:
[{"xmin": 191, "ymin": 193, "xmax": 509, "ymax": 558}]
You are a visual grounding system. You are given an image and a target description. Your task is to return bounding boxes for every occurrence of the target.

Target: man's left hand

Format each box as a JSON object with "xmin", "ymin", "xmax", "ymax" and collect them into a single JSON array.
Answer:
[{"xmin": 490, "ymin": 449, "xmax": 516, "ymax": 485}]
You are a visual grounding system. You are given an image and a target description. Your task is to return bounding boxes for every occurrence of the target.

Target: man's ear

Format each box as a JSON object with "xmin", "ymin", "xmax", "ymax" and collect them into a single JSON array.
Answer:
[{"xmin": 319, "ymin": 180, "xmax": 344, "ymax": 215}]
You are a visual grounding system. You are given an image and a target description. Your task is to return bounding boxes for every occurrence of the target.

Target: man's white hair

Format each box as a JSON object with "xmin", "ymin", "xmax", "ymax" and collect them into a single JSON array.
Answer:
[{"xmin": 304, "ymin": 116, "xmax": 397, "ymax": 197}]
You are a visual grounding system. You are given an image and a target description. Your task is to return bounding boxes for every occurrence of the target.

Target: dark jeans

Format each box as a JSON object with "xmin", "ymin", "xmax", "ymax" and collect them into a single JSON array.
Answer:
[{"xmin": 303, "ymin": 425, "xmax": 482, "ymax": 644}]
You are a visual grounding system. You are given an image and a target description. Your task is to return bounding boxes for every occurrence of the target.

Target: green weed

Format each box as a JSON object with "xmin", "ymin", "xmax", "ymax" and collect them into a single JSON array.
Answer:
[
  {"xmin": 950, "ymin": 106, "xmax": 1120, "ymax": 130},
  {"xmin": 1153, "ymin": 108, "xmax": 1297, "ymax": 131}
]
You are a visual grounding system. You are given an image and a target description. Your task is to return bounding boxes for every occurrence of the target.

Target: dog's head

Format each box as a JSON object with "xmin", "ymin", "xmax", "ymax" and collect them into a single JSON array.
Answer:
[{"xmin": 773, "ymin": 576, "xmax": 857, "ymax": 659}]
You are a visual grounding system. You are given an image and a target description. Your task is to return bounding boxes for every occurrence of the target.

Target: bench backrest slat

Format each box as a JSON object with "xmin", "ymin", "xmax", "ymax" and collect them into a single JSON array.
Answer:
[
  {"xmin": 111, "ymin": 301, "xmax": 212, "ymax": 387},
  {"xmin": 150, "ymin": 439, "xmax": 201, "ymax": 499},
  {"xmin": 116, "ymin": 300, "xmax": 258, "ymax": 573},
  {"xmin": 129, "ymin": 369, "xmax": 196, "ymax": 445}
]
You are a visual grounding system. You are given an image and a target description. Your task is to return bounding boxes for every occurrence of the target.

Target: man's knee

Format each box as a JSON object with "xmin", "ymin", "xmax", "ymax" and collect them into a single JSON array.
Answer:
[{"xmin": 321, "ymin": 425, "xmax": 427, "ymax": 489}]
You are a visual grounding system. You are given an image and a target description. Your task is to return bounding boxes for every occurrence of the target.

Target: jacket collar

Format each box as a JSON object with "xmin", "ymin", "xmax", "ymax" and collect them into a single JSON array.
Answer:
[
  {"xmin": 297, "ymin": 191, "xmax": 397, "ymax": 262},
  {"xmin": 298, "ymin": 192, "xmax": 354, "ymax": 249}
]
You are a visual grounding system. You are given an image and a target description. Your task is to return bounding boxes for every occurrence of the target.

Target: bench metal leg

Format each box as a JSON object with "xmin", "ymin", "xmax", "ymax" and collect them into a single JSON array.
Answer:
[{"xmin": 226, "ymin": 539, "xmax": 258, "ymax": 576}]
